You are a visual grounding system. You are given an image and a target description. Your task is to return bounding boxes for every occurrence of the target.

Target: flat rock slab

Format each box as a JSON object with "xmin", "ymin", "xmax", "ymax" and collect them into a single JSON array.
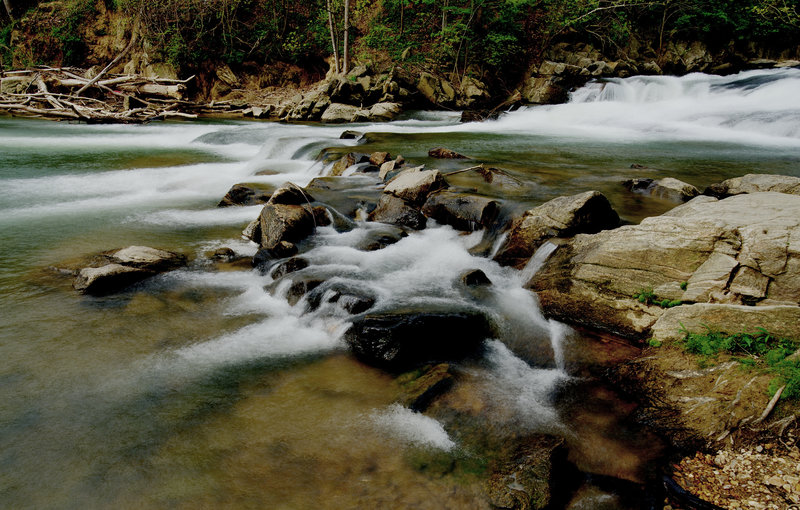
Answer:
[
  {"xmin": 111, "ymin": 246, "xmax": 186, "ymax": 271},
  {"xmin": 530, "ymin": 192, "xmax": 800, "ymax": 339},
  {"xmin": 384, "ymin": 168, "xmax": 447, "ymax": 205},
  {"xmin": 705, "ymin": 173, "xmax": 800, "ymax": 198},
  {"xmin": 73, "ymin": 264, "xmax": 155, "ymax": 295}
]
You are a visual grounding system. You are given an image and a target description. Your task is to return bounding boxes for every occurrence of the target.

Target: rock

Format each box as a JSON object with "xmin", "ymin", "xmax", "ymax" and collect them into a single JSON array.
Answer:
[
  {"xmin": 73, "ymin": 264, "xmax": 154, "ymax": 295},
  {"xmin": 369, "ymin": 151, "xmax": 391, "ymax": 166},
  {"xmin": 110, "ymin": 246, "xmax": 186, "ymax": 271},
  {"xmin": 494, "ymin": 191, "xmax": 620, "ymax": 268},
  {"xmin": 242, "ymin": 218, "xmax": 261, "ymax": 242},
  {"xmin": 641, "ymin": 61, "xmax": 663, "ymax": 75},
  {"xmin": 252, "ymin": 242, "xmax": 299, "ymax": 269},
  {"xmin": 368, "ymin": 194, "xmax": 427, "ymax": 230},
  {"xmin": 269, "ymin": 256, "xmax": 309, "ymax": 279},
  {"xmin": 320, "ymin": 103, "xmax": 359, "ymax": 123},
  {"xmin": 459, "ymin": 76, "xmax": 490, "ymax": 106},
  {"xmin": 461, "ymin": 269, "xmax": 491, "ymax": 287},
  {"xmin": 210, "ymin": 247, "xmax": 236, "ymax": 261},
  {"xmin": 384, "ymin": 168, "xmax": 448, "ymax": 205},
  {"xmin": 416, "ymin": 72, "xmax": 456, "ymax": 106},
  {"xmin": 368, "ymin": 102, "xmax": 403, "ymax": 121},
  {"xmin": 340, "ymin": 130, "xmax": 362, "ymax": 140},
  {"xmin": 343, "ymin": 309, "xmax": 494, "ymax": 370},
  {"xmin": 218, "ymin": 183, "xmax": 272, "ymax": 207},
  {"xmin": 216, "ymin": 64, "xmax": 239, "ymax": 86},
  {"xmin": 330, "ymin": 153, "xmax": 357, "ymax": 176},
  {"xmin": 356, "ymin": 225, "xmax": 407, "ymax": 251},
  {"xmin": 258, "ymin": 203, "xmax": 316, "ymax": 250},
  {"xmin": 396, "ymin": 364, "xmax": 454, "ymax": 412},
  {"xmin": 650, "ymin": 304, "xmax": 800, "ymax": 344},
  {"xmin": 485, "ymin": 435, "xmax": 563, "ymax": 510},
  {"xmin": 268, "ymin": 183, "xmax": 315, "ymax": 205},
  {"xmin": 1, "ymin": 76, "xmax": 33, "ymax": 94},
  {"xmin": 704, "ymin": 173, "xmax": 800, "ymax": 198},
  {"xmin": 522, "ymin": 76, "xmax": 569, "ymax": 104},
  {"xmin": 428, "ymin": 147, "xmax": 466, "ymax": 159},
  {"xmin": 623, "ymin": 177, "xmax": 700, "ymax": 202},
  {"xmin": 379, "ymin": 160, "xmax": 397, "ymax": 180},
  {"xmin": 421, "ymin": 191, "xmax": 499, "ymax": 231},
  {"xmin": 286, "ymin": 278, "xmax": 325, "ymax": 306},
  {"xmin": 529, "ymin": 193, "xmax": 800, "ymax": 339}
]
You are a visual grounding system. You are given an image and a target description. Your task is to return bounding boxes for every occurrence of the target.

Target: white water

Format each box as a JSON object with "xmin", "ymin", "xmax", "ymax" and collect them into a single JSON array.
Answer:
[{"xmin": 370, "ymin": 404, "xmax": 456, "ymax": 450}]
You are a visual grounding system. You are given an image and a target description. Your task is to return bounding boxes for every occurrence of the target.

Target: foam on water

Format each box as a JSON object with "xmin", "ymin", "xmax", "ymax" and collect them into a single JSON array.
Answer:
[{"xmin": 370, "ymin": 403, "xmax": 456, "ymax": 451}]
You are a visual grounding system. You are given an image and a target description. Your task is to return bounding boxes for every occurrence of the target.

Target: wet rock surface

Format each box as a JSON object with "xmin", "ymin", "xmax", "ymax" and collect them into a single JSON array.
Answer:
[
  {"xmin": 705, "ymin": 173, "xmax": 800, "ymax": 198},
  {"xmin": 421, "ymin": 191, "xmax": 499, "ymax": 231},
  {"xmin": 73, "ymin": 246, "xmax": 187, "ymax": 295},
  {"xmin": 218, "ymin": 183, "xmax": 273, "ymax": 207},
  {"xmin": 624, "ymin": 177, "xmax": 700, "ymax": 203},
  {"xmin": 344, "ymin": 309, "xmax": 495, "ymax": 371}
]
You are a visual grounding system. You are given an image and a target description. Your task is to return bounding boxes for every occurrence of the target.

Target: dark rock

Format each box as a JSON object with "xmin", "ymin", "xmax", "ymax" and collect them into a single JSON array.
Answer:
[
  {"xmin": 242, "ymin": 218, "xmax": 261, "ymax": 242},
  {"xmin": 270, "ymin": 256, "xmax": 309, "ymax": 279},
  {"xmin": 368, "ymin": 194, "xmax": 427, "ymax": 230},
  {"xmin": 461, "ymin": 269, "xmax": 491, "ymax": 287},
  {"xmin": 269, "ymin": 184, "xmax": 315, "ymax": 205},
  {"xmin": 357, "ymin": 226, "xmax": 408, "ymax": 251},
  {"xmin": 494, "ymin": 191, "xmax": 620, "ymax": 268},
  {"xmin": 258, "ymin": 203, "xmax": 315, "ymax": 250},
  {"xmin": 396, "ymin": 364, "xmax": 454, "ymax": 412},
  {"xmin": 218, "ymin": 183, "xmax": 272, "ymax": 207},
  {"xmin": 339, "ymin": 130, "xmax": 363, "ymax": 140},
  {"xmin": 286, "ymin": 278, "xmax": 325, "ymax": 306},
  {"xmin": 485, "ymin": 435, "xmax": 563, "ymax": 510},
  {"xmin": 252, "ymin": 242, "xmax": 299, "ymax": 270},
  {"xmin": 338, "ymin": 294, "xmax": 376, "ymax": 314},
  {"xmin": 428, "ymin": 147, "xmax": 467, "ymax": 159},
  {"xmin": 421, "ymin": 191, "xmax": 499, "ymax": 231},
  {"xmin": 344, "ymin": 309, "xmax": 495, "ymax": 371},
  {"xmin": 459, "ymin": 110, "xmax": 500, "ymax": 123}
]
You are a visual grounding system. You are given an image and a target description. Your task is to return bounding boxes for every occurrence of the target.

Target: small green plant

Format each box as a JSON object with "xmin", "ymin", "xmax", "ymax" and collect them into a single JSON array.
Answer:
[
  {"xmin": 648, "ymin": 338, "xmax": 663, "ymax": 348},
  {"xmin": 681, "ymin": 324, "xmax": 800, "ymax": 400},
  {"xmin": 680, "ymin": 281, "xmax": 688, "ymax": 291},
  {"xmin": 633, "ymin": 288, "xmax": 681, "ymax": 308}
]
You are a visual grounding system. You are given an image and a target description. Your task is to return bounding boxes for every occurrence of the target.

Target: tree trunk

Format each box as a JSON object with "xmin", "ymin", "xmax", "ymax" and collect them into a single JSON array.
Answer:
[
  {"xmin": 399, "ymin": 1, "xmax": 404, "ymax": 37},
  {"xmin": 343, "ymin": 0, "xmax": 350, "ymax": 74},
  {"xmin": 326, "ymin": 0, "xmax": 340, "ymax": 74},
  {"xmin": 2, "ymin": 0, "xmax": 13, "ymax": 20},
  {"xmin": 442, "ymin": 0, "xmax": 448, "ymax": 32}
]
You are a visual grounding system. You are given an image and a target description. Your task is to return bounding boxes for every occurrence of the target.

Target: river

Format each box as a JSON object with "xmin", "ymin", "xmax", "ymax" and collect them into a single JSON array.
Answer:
[{"xmin": 1, "ymin": 68, "xmax": 799, "ymax": 509}]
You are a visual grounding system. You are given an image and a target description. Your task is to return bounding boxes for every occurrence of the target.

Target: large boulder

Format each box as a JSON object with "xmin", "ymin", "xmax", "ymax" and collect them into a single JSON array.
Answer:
[
  {"xmin": 705, "ymin": 173, "xmax": 800, "ymax": 198},
  {"xmin": 320, "ymin": 103, "xmax": 359, "ymax": 123},
  {"xmin": 368, "ymin": 194, "xmax": 427, "ymax": 230},
  {"xmin": 493, "ymin": 191, "xmax": 619, "ymax": 268},
  {"xmin": 623, "ymin": 177, "xmax": 699, "ymax": 203},
  {"xmin": 458, "ymin": 76, "xmax": 490, "ymax": 107},
  {"xmin": 258, "ymin": 203, "xmax": 316, "ymax": 250},
  {"xmin": 367, "ymin": 102, "xmax": 403, "ymax": 121},
  {"xmin": 384, "ymin": 168, "xmax": 448, "ymax": 205},
  {"xmin": 343, "ymin": 309, "xmax": 495, "ymax": 371},
  {"xmin": 416, "ymin": 72, "xmax": 456, "ymax": 107},
  {"xmin": 529, "ymin": 193, "xmax": 800, "ymax": 339},
  {"xmin": 421, "ymin": 191, "xmax": 499, "ymax": 231}
]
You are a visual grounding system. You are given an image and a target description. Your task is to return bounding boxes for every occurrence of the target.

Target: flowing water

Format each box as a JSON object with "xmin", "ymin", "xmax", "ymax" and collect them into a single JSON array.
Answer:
[{"xmin": 2, "ymin": 68, "xmax": 800, "ymax": 509}]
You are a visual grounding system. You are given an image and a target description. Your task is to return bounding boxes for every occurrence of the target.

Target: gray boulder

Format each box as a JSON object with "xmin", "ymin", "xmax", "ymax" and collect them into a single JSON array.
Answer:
[
  {"xmin": 705, "ymin": 173, "xmax": 800, "ymax": 198},
  {"xmin": 73, "ymin": 246, "xmax": 187, "ymax": 295},
  {"xmin": 494, "ymin": 191, "xmax": 619, "ymax": 268},
  {"xmin": 368, "ymin": 102, "xmax": 403, "ymax": 121},
  {"xmin": 258, "ymin": 203, "xmax": 316, "ymax": 250},
  {"xmin": 321, "ymin": 103, "xmax": 359, "ymax": 123},
  {"xmin": 529, "ymin": 192, "xmax": 800, "ymax": 339},
  {"xmin": 384, "ymin": 168, "xmax": 448, "ymax": 205}
]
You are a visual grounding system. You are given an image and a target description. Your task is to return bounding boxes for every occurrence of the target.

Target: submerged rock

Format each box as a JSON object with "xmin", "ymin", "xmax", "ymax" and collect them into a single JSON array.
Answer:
[
  {"xmin": 73, "ymin": 246, "xmax": 186, "ymax": 295},
  {"xmin": 344, "ymin": 309, "xmax": 495, "ymax": 371},
  {"xmin": 396, "ymin": 363, "xmax": 454, "ymax": 412},
  {"xmin": 494, "ymin": 191, "xmax": 619, "ymax": 268},
  {"xmin": 529, "ymin": 192, "xmax": 800, "ymax": 339},
  {"xmin": 704, "ymin": 173, "xmax": 800, "ymax": 198},
  {"xmin": 428, "ymin": 147, "xmax": 466, "ymax": 159}
]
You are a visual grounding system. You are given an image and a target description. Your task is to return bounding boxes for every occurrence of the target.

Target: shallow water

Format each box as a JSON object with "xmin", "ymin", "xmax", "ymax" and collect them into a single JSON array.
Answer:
[{"xmin": 2, "ymin": 68, "xmax": 800, "ymax": 509}]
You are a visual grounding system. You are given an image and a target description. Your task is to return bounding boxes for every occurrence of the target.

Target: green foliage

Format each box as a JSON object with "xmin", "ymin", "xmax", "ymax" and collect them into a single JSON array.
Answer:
[
  {"xmin": 633, "ymin": 288, "xmax": 681, "ymax": 308},
  {"xmin": 648, "ymin": 338, "xmax": 663, "ymax": 348},
  {"xmin": 51, "ymin": 0, "xmax": 97, "ymax": 66},
  {"xmin": 680, "ymin": 281, "xmax": 688, "ymax": 291},
  {"xmin": 681, "ymin": 324, "xmax": 800, "ymax": 400}
]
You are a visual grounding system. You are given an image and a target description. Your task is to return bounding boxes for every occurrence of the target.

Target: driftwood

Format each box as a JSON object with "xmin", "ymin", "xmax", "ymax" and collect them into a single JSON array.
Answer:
[{"xmin": 0, "ymin": 67, "xmax": 197, "ymax": 123}]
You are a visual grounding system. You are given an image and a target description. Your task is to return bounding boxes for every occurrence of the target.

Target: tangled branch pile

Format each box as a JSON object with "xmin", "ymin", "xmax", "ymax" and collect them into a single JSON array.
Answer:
[{"xmin": 0, "ymin": 67, "xmax": 198, "ymax": 123}]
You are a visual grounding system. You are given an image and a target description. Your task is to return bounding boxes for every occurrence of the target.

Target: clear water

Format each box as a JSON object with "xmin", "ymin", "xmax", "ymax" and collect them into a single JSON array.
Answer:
[{"xmin": 2, "ymin": 68, "xmax": 800, "ymax": 509}]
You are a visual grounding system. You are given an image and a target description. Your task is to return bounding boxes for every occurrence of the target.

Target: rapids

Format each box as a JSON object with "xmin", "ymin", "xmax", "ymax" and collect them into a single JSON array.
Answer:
[{"xmin": 1, "ymin": 68, "xmax": 799, "ymax": 509}]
